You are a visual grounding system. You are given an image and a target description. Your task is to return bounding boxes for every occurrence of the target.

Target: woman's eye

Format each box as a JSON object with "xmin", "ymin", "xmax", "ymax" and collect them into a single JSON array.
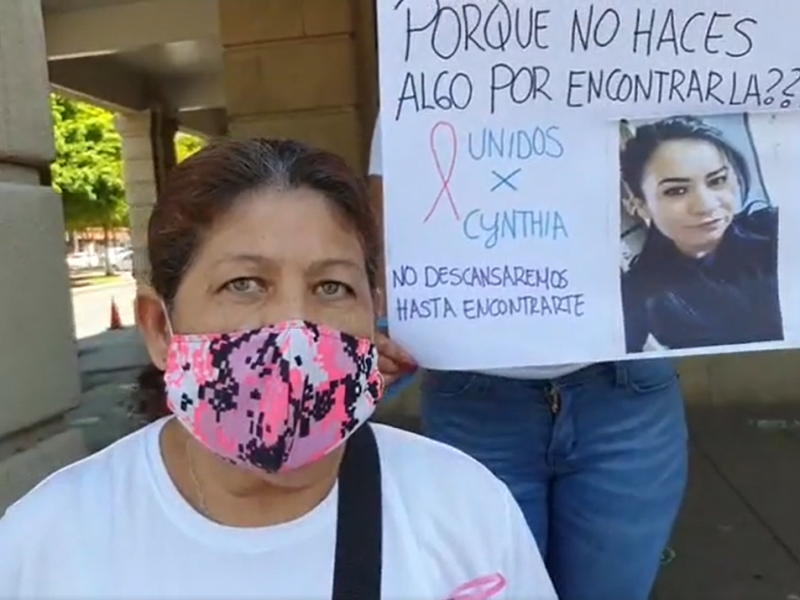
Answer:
[
  {"xmin": 708, "ymin": 174, "xmax": 728, "ymax": 188},
  {"xmin": 316, "ymin": 281, "xmax": 353, "ymax": 298},
  {"xmin": 663, "ymin": 186, "xmax": 687, "ymax": 197},
  {"xmin": 224, "ymin": 277, "xmax": 264, "ymax": 294}
]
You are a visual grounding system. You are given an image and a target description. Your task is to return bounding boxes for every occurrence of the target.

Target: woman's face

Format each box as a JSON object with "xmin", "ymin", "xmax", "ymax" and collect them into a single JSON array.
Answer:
[
  {"xmin": 637, "ymin": 138, "xmax": 740, "ymax": 257},
  {"xmin": 139, "ymin": 186, "xmax": 375, "ymax": 491},
  {"xmin": 172, "ymin": 186, "xmax": 374, "ymax": 339}
]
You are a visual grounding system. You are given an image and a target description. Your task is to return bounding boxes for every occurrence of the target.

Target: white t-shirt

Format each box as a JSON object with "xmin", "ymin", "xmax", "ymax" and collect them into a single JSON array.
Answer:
[
  {"xmin": 0, "ymin": 419, "xmax": 556, "ymax": 600},
  {"xmin": 369, "ymin": 112, "xmax": 587, "ymax": 380}
]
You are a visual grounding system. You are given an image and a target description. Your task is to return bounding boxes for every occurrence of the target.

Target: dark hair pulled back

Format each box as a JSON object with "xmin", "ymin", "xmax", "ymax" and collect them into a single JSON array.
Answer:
[
  {"xmin": 620, "ymin": 115, "xmax": 751, "ymax": 201},
  {"xmin": 137, "ymin": 138, "xmax": 380, "ymax": 421}
]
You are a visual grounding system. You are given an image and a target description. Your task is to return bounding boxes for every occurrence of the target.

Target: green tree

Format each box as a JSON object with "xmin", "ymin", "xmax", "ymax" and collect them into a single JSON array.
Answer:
[
  {"xmin": 176, "ymin": 132, "xmax": 204, "ymax": 162},
  {"xmin": 51, "ymin": 94, "xmax": 128, "ymax": 273}
]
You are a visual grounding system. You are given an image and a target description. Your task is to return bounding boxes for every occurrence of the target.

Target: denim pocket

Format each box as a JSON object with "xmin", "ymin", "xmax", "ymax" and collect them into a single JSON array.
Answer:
[
  {"xmin": 421, "ymin": 370, "xmax": 481, "ymax": 399},
  {"xmin": 624, "ymin": 359, "xmax": 679, "ymax": 394}
]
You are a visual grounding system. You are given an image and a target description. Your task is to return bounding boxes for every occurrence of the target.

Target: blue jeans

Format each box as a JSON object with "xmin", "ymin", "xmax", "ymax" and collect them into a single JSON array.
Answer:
[{"xmin": 420, "ymin": 361, "xmax": 687, "ymax": 600}]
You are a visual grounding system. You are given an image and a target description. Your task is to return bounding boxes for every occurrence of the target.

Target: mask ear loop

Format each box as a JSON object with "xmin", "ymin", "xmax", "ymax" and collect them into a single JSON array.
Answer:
[{"xmin": 160, "ymin": 300, "xmax": 175, "ymax": 339}]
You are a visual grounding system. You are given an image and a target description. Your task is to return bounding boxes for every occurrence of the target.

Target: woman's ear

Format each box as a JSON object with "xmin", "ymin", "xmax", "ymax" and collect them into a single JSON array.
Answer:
[
  {"xmin": 622, "ymin": 194, "xmax": 637, "ymax": 217},
  {"xmin": 624, "ymin": 196, "xmax": 651, "ymax": 224},
  {"xmin": 632, "ymin": 197, "xmax": 652, "ymax": 224},
  {"xmin": 135, "ymin": 289, "xmax": 171, "ymax": 370}
]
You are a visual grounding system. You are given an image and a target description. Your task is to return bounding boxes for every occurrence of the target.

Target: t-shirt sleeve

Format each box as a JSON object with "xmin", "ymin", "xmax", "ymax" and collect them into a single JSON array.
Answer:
[
  {"xmin": 0, "ymin": 508, "xmax": 23, "ymax": 596},
  {"xmin": 368, "ymin": 113, "xmax": 382, "ymax": 177},
  {"xmin": 499, "ymin": 489, "xmax": 558, "ymax": 599}
]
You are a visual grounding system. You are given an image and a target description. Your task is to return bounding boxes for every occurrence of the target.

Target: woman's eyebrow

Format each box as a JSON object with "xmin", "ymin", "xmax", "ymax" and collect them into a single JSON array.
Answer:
[
  {"xmin": 658, "ymin": 165, "xmax": 729, "ymax": 187},
  {"xmin": 705, "ymin": 165, "xmax": 728, "ymax": 178},
  {"xmin": 307, "ymin": 258, "xmax": 363, "ymax": 275},
  {"xmin": 658, "ymin": 176, "xmax": 690, "ymax": 186}
]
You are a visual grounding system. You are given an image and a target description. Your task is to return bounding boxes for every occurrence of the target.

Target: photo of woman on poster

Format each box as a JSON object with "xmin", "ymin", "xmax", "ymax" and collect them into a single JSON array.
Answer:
[{"xmin": 619, "ymin": 114, "xmax": 783, "ymax": 354}]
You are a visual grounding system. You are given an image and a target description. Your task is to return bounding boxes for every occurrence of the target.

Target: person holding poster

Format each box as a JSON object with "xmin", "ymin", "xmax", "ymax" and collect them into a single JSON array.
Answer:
[
  {"xmin": 370, "ymin": 114, "xmax": 688, "ymax": 600},
  {"xmin": 619, "ymin": 115, "xmax": 783, "ymax": 353}
]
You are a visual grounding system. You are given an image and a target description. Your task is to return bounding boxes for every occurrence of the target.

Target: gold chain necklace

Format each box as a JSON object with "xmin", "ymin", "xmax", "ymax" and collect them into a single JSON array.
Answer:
[{"xmin": 185, "ymin": 437, "xmax": 210, "ymax": 517}]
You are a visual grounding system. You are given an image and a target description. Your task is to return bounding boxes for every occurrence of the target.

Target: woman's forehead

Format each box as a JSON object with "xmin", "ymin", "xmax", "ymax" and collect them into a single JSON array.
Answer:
[
  {"xmin": 648, "ymin": 139, "xmax": 729, "ymax": 175},
  {"xmin": 195, "ymin": 188, "xmax": 365, "ymax": 267}
]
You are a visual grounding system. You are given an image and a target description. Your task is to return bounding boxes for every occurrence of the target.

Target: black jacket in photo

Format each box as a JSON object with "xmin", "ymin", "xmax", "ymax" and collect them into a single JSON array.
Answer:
[{"xmin": 622, "ymin": 206, "xmax": 782, "ymax": 353}]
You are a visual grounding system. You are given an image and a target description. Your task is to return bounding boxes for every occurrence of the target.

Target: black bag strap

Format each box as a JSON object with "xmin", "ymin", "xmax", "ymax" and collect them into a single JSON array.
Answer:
[{"xmin": 332, "ymin": 424, "xmax": 383, "ymax": 599}]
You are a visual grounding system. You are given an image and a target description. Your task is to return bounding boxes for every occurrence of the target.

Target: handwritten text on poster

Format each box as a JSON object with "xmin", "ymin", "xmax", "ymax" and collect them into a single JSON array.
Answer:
[{"xmin": 391, "ymin": 2, "xmax": 800, "ymax": 120}]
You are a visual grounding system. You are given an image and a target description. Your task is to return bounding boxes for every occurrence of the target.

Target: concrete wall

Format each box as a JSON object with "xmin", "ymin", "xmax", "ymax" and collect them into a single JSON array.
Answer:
[
  {"xmin": 0, "ymin": 0, "xmax": 86, "ymax": 512},
  {"xmin": 218, "ymin": 0, "xmax": 378, "ymax": 171},
  {"xmin": 678, "ymin": 350, "xmax": 800, "ymax": 406}
]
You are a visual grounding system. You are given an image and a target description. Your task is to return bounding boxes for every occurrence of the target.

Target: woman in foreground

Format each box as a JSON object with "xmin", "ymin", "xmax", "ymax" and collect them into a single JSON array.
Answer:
[{"xmin": 0, "ymin": 139, "xmax": 555, "ymax": 599}]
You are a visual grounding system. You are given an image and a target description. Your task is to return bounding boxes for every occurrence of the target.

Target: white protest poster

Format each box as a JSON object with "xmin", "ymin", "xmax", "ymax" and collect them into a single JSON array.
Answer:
[{"xmin": 376, "ymin": 0, "xmax": 800, "ymax": 370}]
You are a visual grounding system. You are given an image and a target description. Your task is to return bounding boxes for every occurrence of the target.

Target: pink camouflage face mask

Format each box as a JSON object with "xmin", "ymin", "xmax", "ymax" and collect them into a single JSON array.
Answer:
[{"xmin": 163, "ymin": 320, "xmax": 383, "ymax": 473}]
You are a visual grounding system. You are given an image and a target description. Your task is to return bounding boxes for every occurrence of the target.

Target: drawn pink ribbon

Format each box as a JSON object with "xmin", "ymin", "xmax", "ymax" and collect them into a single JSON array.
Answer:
[
  {"xmin": 424, "ymin": 121, "xmax": 460, "ymax": 223},
  {"xmin": 444, "ymin": 573, "xmax": 507, "ymax": 600}
]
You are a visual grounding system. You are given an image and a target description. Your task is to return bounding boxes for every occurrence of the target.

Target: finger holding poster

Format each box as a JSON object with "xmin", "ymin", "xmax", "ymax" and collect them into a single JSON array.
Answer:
[{"xmin": 377, "ymin": 0, "xmax": 800, "ymax": 370}]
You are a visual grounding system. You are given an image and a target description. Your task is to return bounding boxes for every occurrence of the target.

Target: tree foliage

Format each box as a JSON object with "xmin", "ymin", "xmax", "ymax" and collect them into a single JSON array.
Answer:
[
  {"xmin": 51, "ymin": 94, "xmax": 205, "ymax": 234},
  {"xmin": 176, "ymin": 133, "xmax": 204, "ymax": 163},
  {"xmin": 50, "ymin": 94, "xmax": 128, "ymax": 233}
]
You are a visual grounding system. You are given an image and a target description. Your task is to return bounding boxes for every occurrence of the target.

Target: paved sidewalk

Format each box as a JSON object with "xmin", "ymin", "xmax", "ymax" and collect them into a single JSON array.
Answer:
[
  {"xmin": 69, "ymin": 328, "xmax": 151, "ymax": 452},
  {"xmin": 71, "ymin": 280, "xmax": 136, "ymax": 339},
  {"xmin": 71, "ymin": 277, "xmax": 134, "ymax": 295}
]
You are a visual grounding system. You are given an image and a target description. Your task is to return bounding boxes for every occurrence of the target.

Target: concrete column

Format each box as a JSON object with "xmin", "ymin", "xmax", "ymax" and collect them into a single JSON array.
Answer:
[
  {"xmin": 0, "ymin": 1, "xmax": 86, "ymax": 511},
  {"xmin": 150, "ymin": 108, "xmax": 178, "ymax": 196},
  {"xmin": 115, "ymin": 110, "xmax": 176, "ymax": 288}
]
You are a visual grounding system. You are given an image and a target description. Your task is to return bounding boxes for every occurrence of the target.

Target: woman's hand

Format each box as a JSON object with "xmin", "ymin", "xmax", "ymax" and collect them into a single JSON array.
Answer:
[{"xmin": 375, "ymin": 332, "xmax": 417, "ymax": 387}]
